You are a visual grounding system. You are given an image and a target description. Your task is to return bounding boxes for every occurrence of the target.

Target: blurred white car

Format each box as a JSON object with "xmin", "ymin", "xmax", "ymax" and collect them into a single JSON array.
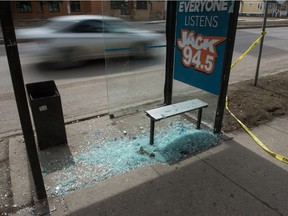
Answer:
[{"xmin": 16, "ymin": 15, "xmax": 163, "ymax": 65}]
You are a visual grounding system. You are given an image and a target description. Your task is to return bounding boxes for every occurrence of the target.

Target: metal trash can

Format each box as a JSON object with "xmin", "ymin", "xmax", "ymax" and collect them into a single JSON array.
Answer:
[{"xmin": 26, "ymin": 80, "xmax": 67, "ymax": 150}]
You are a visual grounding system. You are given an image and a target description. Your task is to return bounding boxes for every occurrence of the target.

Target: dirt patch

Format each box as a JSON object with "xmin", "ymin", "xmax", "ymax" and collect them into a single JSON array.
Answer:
[{"xmin": 222, "ymin": 71, "xmax": 288, "ymax": 132}]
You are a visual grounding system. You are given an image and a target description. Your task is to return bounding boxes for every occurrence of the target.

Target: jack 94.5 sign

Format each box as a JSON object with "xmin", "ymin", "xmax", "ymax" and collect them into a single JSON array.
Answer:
[{"xmin": 174, "ymin": 0, "xmax": 236, "ymax": 95}]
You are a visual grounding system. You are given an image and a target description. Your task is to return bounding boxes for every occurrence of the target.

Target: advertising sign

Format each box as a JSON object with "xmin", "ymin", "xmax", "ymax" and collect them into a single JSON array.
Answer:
[{"xmin": 174, "ymin": 0, "xmax": 236, "ymax": 95}]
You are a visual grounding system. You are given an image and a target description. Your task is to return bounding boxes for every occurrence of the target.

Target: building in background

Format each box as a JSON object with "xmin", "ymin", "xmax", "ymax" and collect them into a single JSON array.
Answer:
[
  {"xmin": 279, "ymin": 1, "xmax": 288, "ymax": 17},
  {"xmin": 10, "ymin": 1, "xmax": 166, "ymax": 21},
  {"xmin": 239, "ymin": 0, "xmax": 287, "ymax": 17}
]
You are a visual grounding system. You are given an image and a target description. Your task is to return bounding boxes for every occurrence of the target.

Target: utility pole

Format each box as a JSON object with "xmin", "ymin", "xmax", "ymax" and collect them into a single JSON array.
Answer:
[{"xmin": 254, "ymin": 0, "xmax": 269, "ymax": 86}]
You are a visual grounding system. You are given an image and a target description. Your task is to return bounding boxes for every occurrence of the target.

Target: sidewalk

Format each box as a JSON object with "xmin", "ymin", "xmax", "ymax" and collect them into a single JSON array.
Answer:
[{"xmin": 10, "ymin": 113, "xmax": 288, "ymax": 216}]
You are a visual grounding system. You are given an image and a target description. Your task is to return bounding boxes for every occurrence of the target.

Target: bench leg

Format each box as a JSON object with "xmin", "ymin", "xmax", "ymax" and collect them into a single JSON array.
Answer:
[
  {"xmin": 150, "ymin": 119, "xmax": 155, "ymax": 145},
  {"xmin": 196, "ymin": 108, "xmax": 203, "ymax": 129}
]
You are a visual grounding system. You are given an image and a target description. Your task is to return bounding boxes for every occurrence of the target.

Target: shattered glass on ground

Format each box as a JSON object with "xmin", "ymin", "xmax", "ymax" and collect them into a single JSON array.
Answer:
[{"xmin": 40, "ymin": 121, "xmax": 219, "ymax": 197}]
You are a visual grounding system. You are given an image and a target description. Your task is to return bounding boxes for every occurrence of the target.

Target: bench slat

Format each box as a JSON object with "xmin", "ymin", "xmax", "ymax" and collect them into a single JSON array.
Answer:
[{"xmin": 146, "ymin": 99, "xmax": 208, "ymax": 121}]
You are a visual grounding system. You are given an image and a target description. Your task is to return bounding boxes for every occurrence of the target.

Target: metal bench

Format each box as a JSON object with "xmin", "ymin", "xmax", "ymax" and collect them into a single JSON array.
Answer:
[{"xmin": 145, "ymin": 99, "xmax": 208, "ymax": 145}]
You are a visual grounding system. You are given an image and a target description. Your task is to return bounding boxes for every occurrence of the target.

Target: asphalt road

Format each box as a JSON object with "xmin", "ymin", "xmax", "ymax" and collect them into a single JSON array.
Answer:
[{"xmin": 0, "ymin": 27, "xmax": 287, "ymax": 135}]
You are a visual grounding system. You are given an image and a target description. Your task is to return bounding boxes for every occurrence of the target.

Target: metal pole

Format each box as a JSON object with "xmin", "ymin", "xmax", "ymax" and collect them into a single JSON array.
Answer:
[
  {"xmin": 0, "ymin": 1, "xmax": 47, "ymax": 200},
  {"xmin": 149, "ymin": 120, "xmax": 155, "ymax": 145},
  {"xmin": 164, "ymin": 1, "xmax": 176, "ymax": 105},
  {"xmin": 214, "ymin": 1, "xmax": 240, "ymax": 133},
  {"xmin": 196, "ymin": 109, "xmax": 203, "ymax": 130},
  {"xmin": 254, "ymin": 0, "xmax": 269, "ymax": 86}
]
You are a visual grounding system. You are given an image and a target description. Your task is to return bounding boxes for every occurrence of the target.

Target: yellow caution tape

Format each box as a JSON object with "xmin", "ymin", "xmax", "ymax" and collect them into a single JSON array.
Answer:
[
  {"xmin": 227, "ymin": 30, "xmax": 288, "ymax": 164},
  {"xmin": 231, "ymin": 31, "xmax": 266, "ymax": 70},
  {"xmin": 225, "ymin": 97, "xmax": 288, "ymax": 164}
]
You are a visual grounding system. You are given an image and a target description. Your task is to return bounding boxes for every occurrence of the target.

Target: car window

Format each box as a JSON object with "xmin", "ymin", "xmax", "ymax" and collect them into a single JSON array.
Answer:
[
  {"xmin": 103, "ymin": 20, "xmax": 136, "ymax": 33},
  {"xmin": 69, "ymin": 20, "xmax": 104, "ymax": 33},
  {"xmin": 44, "ymin": 20, "xmax": 75, "ymax": 31}
]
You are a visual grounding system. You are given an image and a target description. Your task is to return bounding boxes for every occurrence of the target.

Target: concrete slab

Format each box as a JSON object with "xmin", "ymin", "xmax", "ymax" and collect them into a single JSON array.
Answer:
[
  {"xmin": 0, "ymin": 137, "xmax": 8, "ymax": 161},
  {"xmin": 229, "ymin": 118, "xmax": 288, "ymax": 171},
  {"xmin": 61, "ymin": 142, "xmax": 281, "ymax": 216},
  {"xmin": 64, "ymin": 166, "xmax": 159, "ymax": 215},
  {"xmin": 9, "ymin": 136, "xmax": 34, "ymax": 207},
  {"xmin": 0, "ymin": 138, "xmax": 12, "ymax": 212},
  {"xmin": 251, "ymin": 125, "xmax": 288, "ymax": 157},
  {"xmin": 198, "ymin": 139, "xmax": 288, "ymax": 216},
  {"xmin": 264, "ymin": 116, "xmax": 288, "ymax": 134}
]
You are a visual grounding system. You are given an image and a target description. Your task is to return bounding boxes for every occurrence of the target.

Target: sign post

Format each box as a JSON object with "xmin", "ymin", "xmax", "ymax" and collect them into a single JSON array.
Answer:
[
  {"xmin": 172, "ymin": 0, "xmax": 240, "ymax": 133},
  {"xmin": 164, "ymin": 1, "xmax": 177, "ymax": 105},
  {"xmin": 0, "ymin": 1, "xmax": 47, "ymax": 200}
]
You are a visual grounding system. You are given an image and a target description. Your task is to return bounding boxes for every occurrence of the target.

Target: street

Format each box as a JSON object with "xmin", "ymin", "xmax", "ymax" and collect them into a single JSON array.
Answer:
[
  {"xmin": 231, "ymin": 27, "xmax": 288, "ymax": 83},
  {"xmin": 0, "ymin": 27, "xmax": 287, "ymax": 135}
]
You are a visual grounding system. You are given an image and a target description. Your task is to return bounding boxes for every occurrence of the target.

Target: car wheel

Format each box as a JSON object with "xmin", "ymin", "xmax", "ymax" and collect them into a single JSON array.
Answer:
[
  {"xmin": 131, "ymin": 43, "xmax": 150, "ymax": 59},
  {"xmin": 56, "ymin": 48, "xmax": 83, "ymax": 69}
]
